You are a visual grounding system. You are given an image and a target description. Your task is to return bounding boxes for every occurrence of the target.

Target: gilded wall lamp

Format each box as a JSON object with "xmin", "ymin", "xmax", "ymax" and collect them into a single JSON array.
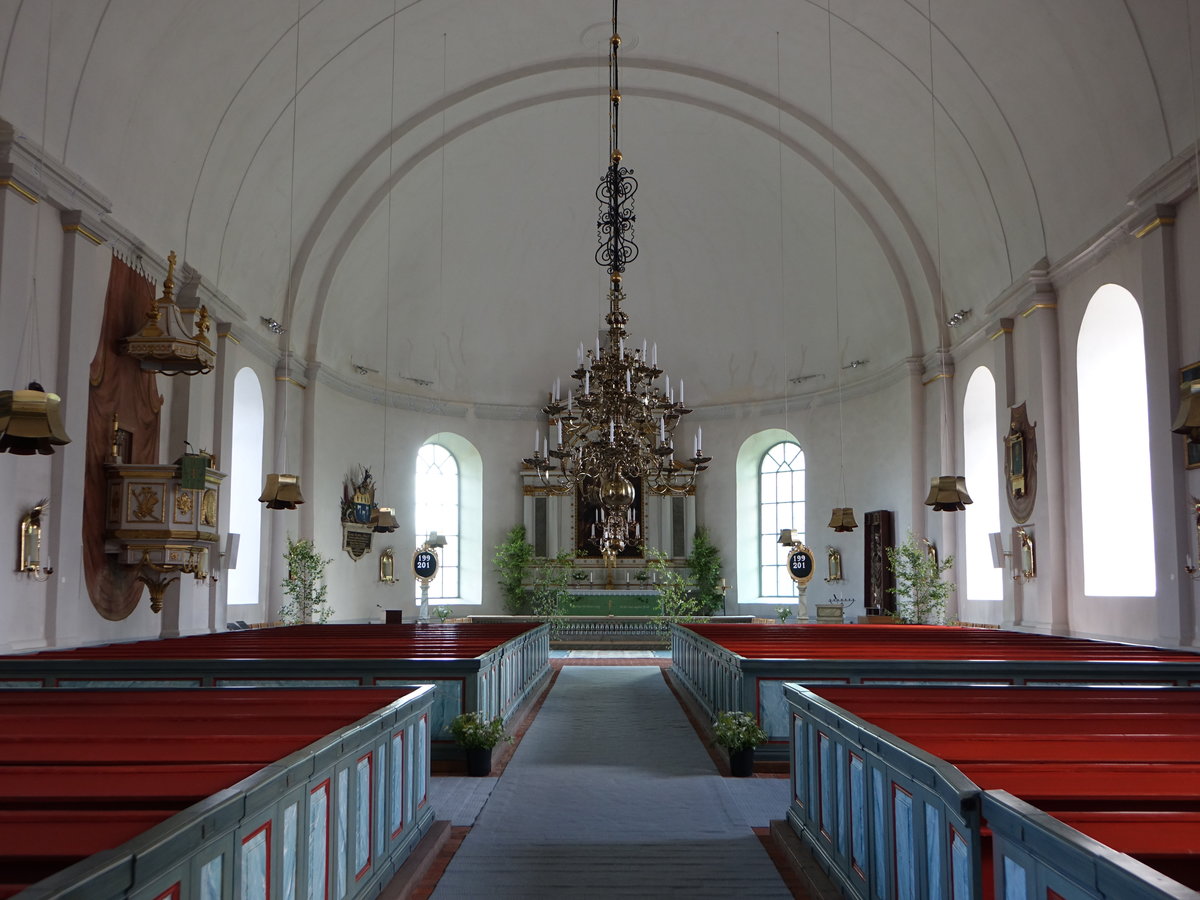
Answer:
[
  {"xmin": 17, "ymin": 499, "xmax": 53, "ymax": 581},
  {"xmin": 1185, "ymin": 497, "xmax": 1200, "ymax": 581}
]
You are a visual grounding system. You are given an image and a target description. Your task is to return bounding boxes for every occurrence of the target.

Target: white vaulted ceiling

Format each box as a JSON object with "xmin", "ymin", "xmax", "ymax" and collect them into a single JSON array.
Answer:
[{"xmin": 0, "ymin": 0, "xmax": 1192, "ymax": 409}]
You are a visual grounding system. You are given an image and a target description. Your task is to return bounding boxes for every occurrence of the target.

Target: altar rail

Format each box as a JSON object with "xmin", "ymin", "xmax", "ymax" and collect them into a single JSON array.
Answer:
[
  {"xmin": 671, "ymin": 624, "xmax": 1200, "ymax": 757},
  {"xmin": 783, "ymin": 683, "xmax": 1200, "ymax": 900},
  {"xmin": 471, "ymin": 615, "xmax": 755, "ymax": 648},
  {"xmin": 2, "ymin": 685, "xmax": 436, "ymax": 899},
  {"xmin": 0, "ymin": 623, "xmax": 550, "ymax": 754}
]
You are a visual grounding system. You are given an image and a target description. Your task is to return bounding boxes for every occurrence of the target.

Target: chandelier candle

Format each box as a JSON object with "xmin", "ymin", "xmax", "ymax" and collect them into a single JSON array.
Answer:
[{"xmin": 520, "ymin": 0, "xmax": 711, "ymax": 560}]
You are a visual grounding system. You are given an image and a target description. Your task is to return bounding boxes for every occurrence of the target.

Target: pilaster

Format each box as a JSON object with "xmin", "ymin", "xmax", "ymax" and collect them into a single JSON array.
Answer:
[{"xmin": 1133, "ymin": 205, "xmax": 1193, "ymax": 646}]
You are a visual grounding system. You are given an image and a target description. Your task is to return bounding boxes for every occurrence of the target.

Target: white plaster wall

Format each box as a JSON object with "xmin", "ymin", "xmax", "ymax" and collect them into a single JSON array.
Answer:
[
  {"xmin": 697, "ymin": 376, "xmax": 913, "ymax": 622},
  {"xmin": 1055, "ymin": 238, "xmax": 1157, "ymax": 644}
]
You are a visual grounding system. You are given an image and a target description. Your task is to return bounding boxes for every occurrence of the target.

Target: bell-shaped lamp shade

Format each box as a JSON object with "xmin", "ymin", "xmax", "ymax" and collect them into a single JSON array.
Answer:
[
  {"xmin": 259, "ymin": 473, "xmax": 305, "ymax": 510},
  {"xmin": 827, "ymin": 507, "xmax": 859, "ymax": 532},
  {"xmin": 925, "ymin": 475, "xmax": 973, "ymax": 511},
  {"xmin": 777, "ymin": 528, "xmax": 795, "ymax": 546},
  {"xmin": 371, "ymin": 506, "xmax": 398, "ymax": 533},
  {"xmin": 1171, "ymin": 381, "xmax": 1200, "ymax": 443},
  {"xmin": 0, "ymin": 383, "xmax": 72, "ymax": 455}
]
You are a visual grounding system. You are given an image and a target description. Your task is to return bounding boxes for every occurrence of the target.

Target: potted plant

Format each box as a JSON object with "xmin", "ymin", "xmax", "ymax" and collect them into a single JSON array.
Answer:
[
  {"xmin": 687, "ymin": 527, "xmax": 725, "ymax": 614},
  {"xmin": 886, "ymin": 530, "xmax": 956, "ymax": 624},
  {"xmin": 493, "ymin": 525, "xmax": 534, "ymax": 613},
  {"xmin": 449, "ymin": 711, "xmax": 513, "ymax": 776},
  {"xmin": 713, "ymin": 710, "xmax": 768, "ymax": 777},
  {"xmin": 776, "ymin": 606, "xmax": 793, "ymax": 624},
  {"xmin": 434, "ymin": 606, "xmax": 454, "ymax": 624},
  {"xmin": 279, "ymin": 536, "xmax": 333, "ymax": 624}
]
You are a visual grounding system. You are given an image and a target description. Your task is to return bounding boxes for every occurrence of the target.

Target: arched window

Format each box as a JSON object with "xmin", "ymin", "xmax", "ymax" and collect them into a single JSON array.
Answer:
[
  {"xmin": 760, "ymin": 441, "xmax": 806, "ymax": 600},
  {"xmin": 963, "ymin": 366, "xmax": 1002, "ymax": 601},
  {"xmin": 227, "ymin": 368, "xmax": 264, "ymax": 608},
  {"xmin": 415, "ymin": 442, "xmax": 460, "ymax": 601},
  {"xmin": 1077, "ymin": 284, "xmax": 1155, "ymax": 596}
]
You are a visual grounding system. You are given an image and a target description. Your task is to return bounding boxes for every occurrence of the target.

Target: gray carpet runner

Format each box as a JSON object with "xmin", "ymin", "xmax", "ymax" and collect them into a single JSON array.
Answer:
[{"xmin": 431, "ymin": 666, "xmax": 792, "ymax": 898}]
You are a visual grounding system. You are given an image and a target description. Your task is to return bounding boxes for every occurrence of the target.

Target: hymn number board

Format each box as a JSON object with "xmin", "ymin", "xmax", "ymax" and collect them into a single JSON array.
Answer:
[
  {"xmin": 787, "ymin": 545, "xmax": 815, "ymax": 588},
  {"xmin": 412, "ymin": 549, "xmax": 439, "ymax": 584}
]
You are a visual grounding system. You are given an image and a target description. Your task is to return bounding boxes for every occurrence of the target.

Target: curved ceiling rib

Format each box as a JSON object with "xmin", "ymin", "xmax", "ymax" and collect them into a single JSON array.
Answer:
[{"xmin": 298, "ymin": 80, "xmax": 930, "ymax": 373}]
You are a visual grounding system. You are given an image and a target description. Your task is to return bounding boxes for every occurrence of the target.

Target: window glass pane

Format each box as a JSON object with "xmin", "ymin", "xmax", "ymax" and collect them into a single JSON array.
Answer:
[
  {"xmin": 1077, "ymin": 285, "xmax": 1156, "ymax": 596},
  {"xmin": 760, "ymin": 441, "xmax": 805, "ymax": 599},
  {"xmin": 963, "ymin": 367, "xmax": 1003, "ymax": 602},
  {"xmin": 415, "ymin": 443, "xmax": 460, "ymax": 600},
  {"xmin": 227, "ymin": 368, "xmax": 264, "ymax": 608}
]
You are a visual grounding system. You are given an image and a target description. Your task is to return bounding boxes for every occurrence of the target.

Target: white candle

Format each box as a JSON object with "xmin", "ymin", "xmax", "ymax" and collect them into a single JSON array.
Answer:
[
  {"xmin": 555, "ymin": 378, "xmax": 561, "ymax": 401},
  {"xmin": 694, "ymin": 434, "xmax": 698, "ymax": 457},
  {"xmin": 578, "ymin": 343, "xmax": 584, "ymax": 365},
  {"xmin": 626, "ymin": 370, "xmax": 631, "ymax": 391},
  {"xmin": 533, "ymin": 427, "xmax": 539, "ymax": 454},
  {"xmin": 596, "ymin": 336, "xmax": 601, "ymax": 358},
  {"xmin": 584, "ymin": 372, "xmax": 590, "ymax": 394},
  {"xmin": 665, "ymin": 374, "xmax": 670, "ymax": 398},
  {"xmin": 543, "ymin": 436, "xmax": 548, "ymax": 456},
  {"xmin": 619, "ymin": 337, "xmax": 625, "ymax": 357},
  {"xmin": 568, "ymin": 390, "xmax": 573, "ymax": 411},
  {"xmin": 558, "ymin": 419, "xmax": 563, "ymax": 444},
  {"xmin": 652, "ymin": 342, "xmax": 658, "ymax": 366},
  {"xmin": 659, "ymin": 418, "xmax": 665, "ymax": 441},
  {"xmin": 609, "ymin": 420, "xmax": 614, "ymax": 442},
  {"xmin": 679, "ymin": 379, "xmax": 684, "ymax": 405},
  {"xmin": 642, "ymin": 339, "xmax": 647, "ymax": 359},
  {"xmin": 697, "ymin": 426, "xmax": 702, "ymax": 451}
]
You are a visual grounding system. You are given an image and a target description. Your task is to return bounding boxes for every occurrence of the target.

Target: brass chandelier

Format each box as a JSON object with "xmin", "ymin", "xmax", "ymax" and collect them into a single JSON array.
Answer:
[{"xmin": 522, "ymin": 0, "xmax": 709, "ymax": 559}]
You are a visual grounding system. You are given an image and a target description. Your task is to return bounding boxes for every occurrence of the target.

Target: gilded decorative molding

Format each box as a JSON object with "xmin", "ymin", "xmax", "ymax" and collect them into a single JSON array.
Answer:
[
  {"xmin": 62, "ymin": 221, "xmax": 104, "ymax": 245},
  {"xmin": 1133, "ymin": 215, "xmax": 1175, "ymax": 239},
  {"xmin": 0, "ymin": 177, "xmax": 38, "ymax": 203},
  {"xmin": 922, "ymin": 372, "xmax": 952, "ymax": 387},
  {"xmin": 1020, "ymin": 302, "xmax": 1057, "ymax": 318},
  {"xmin": 989, "ymin": 325, "xmax": 1013, "ymax": 341},
  {"xmin": 276, "ymin": 375, "xmax": 306, "ymax": 389}
]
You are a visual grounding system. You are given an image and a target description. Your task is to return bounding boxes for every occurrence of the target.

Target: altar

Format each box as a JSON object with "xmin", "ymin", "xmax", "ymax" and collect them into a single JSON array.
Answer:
[{"xmin": 561, "ymin": 588, "xmax": 662, "ymax": 617}]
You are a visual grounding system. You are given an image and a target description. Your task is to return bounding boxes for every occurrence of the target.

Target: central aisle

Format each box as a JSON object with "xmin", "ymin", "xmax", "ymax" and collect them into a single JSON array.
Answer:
[{"xmin": 432, "ymin": 666, "xmax": 792, "ymax": 898}]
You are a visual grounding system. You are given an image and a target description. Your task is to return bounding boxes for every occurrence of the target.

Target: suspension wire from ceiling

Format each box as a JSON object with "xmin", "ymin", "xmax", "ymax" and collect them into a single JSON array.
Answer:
[
  {"xmin": 377, "ymin": 0, "xmax": 399, "ymax": 528},
  {"xmin": 12, "ymin": 1, "xmax": 52, "ymax": 389},
  {"xmin": 775, "ymin": 30, "xmax": 788, "ymax": 437},
  {"xmin": 283, "ymin": 0, "xmax": 300, "ymax": 473},
  {"xmin": 828, "ymin": 0, "xmax": 848, "ymax": 512}
]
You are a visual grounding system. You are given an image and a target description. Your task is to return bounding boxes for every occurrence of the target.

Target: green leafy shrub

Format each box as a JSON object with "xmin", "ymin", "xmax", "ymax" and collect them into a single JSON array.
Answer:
[
  {"xmin": 494, "ymin": 525, "xmax": 535, "ymax": 613},
  {"xmin": 449, "ymin": 712, "xmax": 513, "ymax": 749},
  {"xmin": 886, "ymin": 530, "xmax": 955, "ymax": 624},
  {"xmin": 280, "ymin": 537, "xmax": 333, "ymax": 624},
  {"xmin": 713, "ymin": 710, "xmax": 768, "ymax": 751}
]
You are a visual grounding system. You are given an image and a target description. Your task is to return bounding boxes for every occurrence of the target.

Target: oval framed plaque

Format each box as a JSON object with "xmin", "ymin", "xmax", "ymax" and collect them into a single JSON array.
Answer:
[
  {"xmin": 412, "ymin": 548, "xmax": 439, "ymax": 583},
  {"xmin": 787, "ymin": 544, "xmax": 815, "ymax": 587}
]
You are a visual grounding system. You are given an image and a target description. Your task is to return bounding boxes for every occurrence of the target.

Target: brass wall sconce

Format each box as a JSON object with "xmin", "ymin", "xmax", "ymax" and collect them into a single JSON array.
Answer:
[
  {"xmin": 1014, "ymin": 527, "xmax": 1036, "ymax": 581},
  {"xmin": 825, "ymin": 547, "xmax": 843, "ymax": 582},
  {"xmin": 1185, "ymin": 497, "xmax": 1200, "ymax": 580},
  {"xmin": 379, "ymin": 548, "xmax": 395, "ymax": 583},
  {"xmin": 18, "ymin": 499, "xmax": 53, "ymax": 581}
]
